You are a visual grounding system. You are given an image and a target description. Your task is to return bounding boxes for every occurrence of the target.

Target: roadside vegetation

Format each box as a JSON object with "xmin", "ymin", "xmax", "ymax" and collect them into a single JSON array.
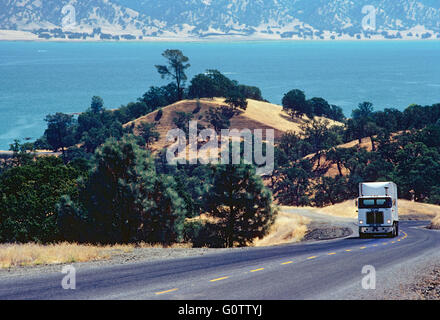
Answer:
[
  {"xmin": 429, "ymin": 214, "xmax": 440, "ymax": 230},
  {"xmin": 0, "ymin": 242, "xmax": 134, "ymax": 268},
  {"xmin": 1, "ymin": 48, "xmax": 440, "ymax": 256}
]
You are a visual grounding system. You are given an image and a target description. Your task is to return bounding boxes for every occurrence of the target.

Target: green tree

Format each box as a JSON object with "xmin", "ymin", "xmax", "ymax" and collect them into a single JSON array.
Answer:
[
  {"xmin": 349, "ymin": 101, "xmax": 375, "ymax": 143},
  {"xmin": 58, "ymin": 135, "xmax": 187, "ymax": 244},
  {"xmin": 136, "ymin": 122, "xmax": 160, "ymax": 149},
  {"xmin": 0, "ymin": 157, "xmax": 82, "ymax": 243},
  {"xmin": 8, "ymin": 139, "xmax": 34, "ymax": 167},
  {"xmin": 76, "ymin": 97, "xmax": 124, "ymax": 153},
  {"xmin": 282, "ymin": 89, "xmax": 311, "ymax": 118},
  {"xmin": 392, "ymin": 142, "xmax": 440, "ymax": 202},
  {"xmin": 203, "ymin": 164, "xmax": 275, "ymax": 247},
  {"xmin": 364, "ymin": 121, "xmax": 381, "ymax": 151},
  {"xmin": 326, "ymin": 147, "xmax": 356, "ymax": 177},
  {"xmin": 237, "ymin": 85, "xmax": 264, "ymax": 101},
  {"xmin": 206, "ymin": 107, "xmax": 232, "ymax": 133},
  {"xmin": 44, "ymin": 113, "xmax": 76, "ymax": 162},
  {"xmin": 90, "ymin": 96, "xmax": 104, "ymax": 113},
  {"xmin": 188, "ymin": 73, "xmax": 217, "ymax": 99},
  {"xmin": 313, "ymin": 176, "xmax": 351, "ymax": 206},
  {"xmin": 301, "ymin": 119, "xmax": 342, "ymax": 169},
  {"xmin": 308, "ymin": 97, "xmax": 331, "ymax": 117},
  {"xmin": 141, "ymin": 84, "xmax": 178, "ymax": 111},
  {"xmin": 114, "ymin": 101, "xmax": 149, "ymax": 124},
  {"xmin": 155, "ymin": 49, "xmax": 190, "ymax": 101},
  {"xmin": 275, "ymin": 159, "xmax": 313, "ymax": 206}
]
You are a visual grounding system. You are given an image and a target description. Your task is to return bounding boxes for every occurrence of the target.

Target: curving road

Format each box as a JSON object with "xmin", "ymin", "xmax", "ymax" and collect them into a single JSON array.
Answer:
[{"xmin": 0, "ymin": 220, "xmax": 439, "ymax": 300}]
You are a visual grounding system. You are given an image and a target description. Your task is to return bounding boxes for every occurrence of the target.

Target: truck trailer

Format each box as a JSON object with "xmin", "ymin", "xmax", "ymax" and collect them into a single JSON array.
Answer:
[{"xmin": 357, "ymin": 182, "xmax": 399, "ymax": 238}]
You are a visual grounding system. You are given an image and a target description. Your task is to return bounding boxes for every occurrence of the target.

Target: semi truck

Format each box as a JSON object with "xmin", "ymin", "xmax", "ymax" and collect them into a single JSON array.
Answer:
[{"xmin": 357, "ymin": 182, "xmax": 399, "ymax": 238}]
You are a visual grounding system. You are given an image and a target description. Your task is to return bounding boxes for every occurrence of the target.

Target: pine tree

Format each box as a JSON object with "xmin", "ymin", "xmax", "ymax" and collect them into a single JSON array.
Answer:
[{"xmin": 204, "ymin": 164, "xmax": 275, "ymax": 247}]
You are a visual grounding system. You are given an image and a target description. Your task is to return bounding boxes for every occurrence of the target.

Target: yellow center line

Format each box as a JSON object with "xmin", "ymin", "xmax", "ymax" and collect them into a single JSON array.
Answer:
[
  {"xmin": 250, "ymin": 268, "xmax": 265, "ymax": 273},
  {"xmin": 281, "ymin": 261, "xmax": 293, "ymax": 265},
  {"xmin": 391, "ymin": 241, "xmax": 395, "ymax": 244},
  {"xmin": 210, "ymin": 276, "xmax": 229, "ymax": 282},
  {"xmin": 373, "ymin": 244, "xmax": 378, "ymax": 247},
  {"xmin": 328, "ymin": 252, "xmax": 337, "ymax": 255},
  {"xmin": 360, "ymin": 246, "xmax": 367, "ymax": 249},
  {"xmin": 307, "ymin": 256, "xmax": 317, "ymax": 260},
  {"xmin": 345, "ymin": 249, "xmax": 352, "ymax": 252},
  {"xmin": 155, "ymin": 288, "xmax": 178, "ymax": 295},
  {"xmin": 383, "ymin": 243, "xmax": 388, "ymax": 245}
]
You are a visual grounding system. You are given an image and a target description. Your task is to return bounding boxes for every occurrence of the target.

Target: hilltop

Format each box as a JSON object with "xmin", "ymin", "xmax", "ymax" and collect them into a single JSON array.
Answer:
[{"xmin": 124, "ymin": 98, "xmax": 343, "ymax": 152}]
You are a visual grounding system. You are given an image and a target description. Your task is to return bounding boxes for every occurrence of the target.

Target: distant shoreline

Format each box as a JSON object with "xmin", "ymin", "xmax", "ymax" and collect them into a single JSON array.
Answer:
[{"xmin": 1, "ymin": 29, "xmax": 439, "ymax": 42}]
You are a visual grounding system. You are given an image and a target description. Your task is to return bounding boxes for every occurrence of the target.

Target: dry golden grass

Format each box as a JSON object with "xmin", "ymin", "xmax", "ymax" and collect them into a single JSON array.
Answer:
[
  {"xmin": 0, "ymin": 243, "xmax": 137, "ymax": 269},
  {"xmin": 429, "ymin": 214, "xmax": 440, "ymax": 230},
  {"xmin": 0, "ymin": 242, "xmax": 196, "ymax": 269},
  {"xmin": 313, "ymin": 199, "xmax": 440, "ymax": 220},
  {"xmin": 314, "ymin": 200, "xmax": 358, "ymax": 218},
  {"xmin": 254, "ymin": 211, "xmax": 310, "ymax": 247},
  {"xmin": 123, "ymin": 98, "xmax": 342, "ymax": 152}
]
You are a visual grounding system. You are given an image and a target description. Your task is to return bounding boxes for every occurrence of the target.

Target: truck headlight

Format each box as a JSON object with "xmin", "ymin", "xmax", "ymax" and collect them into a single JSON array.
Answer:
[
  {"xmin": 359, "ymin": 220, "xmax": 363, "ymax": 224},
  {"xmin": 387, "ymin": 219, "xmax": 391, "ymax": 224}
]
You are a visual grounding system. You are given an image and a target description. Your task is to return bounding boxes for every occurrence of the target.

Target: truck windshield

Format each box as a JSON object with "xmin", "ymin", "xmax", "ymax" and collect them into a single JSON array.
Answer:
[{"xmin": 359, "ymin": 198, "xmax": 392, "ymax": 209}]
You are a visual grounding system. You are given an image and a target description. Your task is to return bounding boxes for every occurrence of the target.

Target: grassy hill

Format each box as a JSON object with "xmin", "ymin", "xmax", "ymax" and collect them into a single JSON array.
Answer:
[
  {"xmin": 311, "ymin": 199, "xmax": 440, "ymax": 220},
  {"xmin": 123, "ymin": 98, "xmax": 343, "ymax": 152}
]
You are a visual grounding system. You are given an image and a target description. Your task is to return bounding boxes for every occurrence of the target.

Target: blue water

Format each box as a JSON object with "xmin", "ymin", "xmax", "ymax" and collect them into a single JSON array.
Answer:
[{"xmin": 1, "ymin": 41, "xmax": 439, "ymax": 149}]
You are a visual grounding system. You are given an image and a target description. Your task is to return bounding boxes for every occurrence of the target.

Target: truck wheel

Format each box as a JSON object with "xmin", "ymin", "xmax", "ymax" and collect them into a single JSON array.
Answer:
[{"xmin": 390, "ymin": 224, "xmax": 397, "ymax": 238}]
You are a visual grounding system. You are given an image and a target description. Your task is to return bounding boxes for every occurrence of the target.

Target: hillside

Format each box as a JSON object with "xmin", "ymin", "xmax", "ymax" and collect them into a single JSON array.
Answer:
[
  {"xmin": 124, "ymin": 98, "xmax": 342, "ymax": 152},
  {"xmin": 311, "ymin": 199, "xmax": 440, "ymax": 220},
  {"xmin": 1, "ymin": 0, "xmax": 440, "ymax": 40},
  {"xmin": 304, "ymin": 130, "xmax": 407, "ymax": 178}
]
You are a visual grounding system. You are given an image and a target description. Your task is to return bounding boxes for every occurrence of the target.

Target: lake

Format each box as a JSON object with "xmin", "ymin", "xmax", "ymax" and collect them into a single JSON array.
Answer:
[{"xmin": 0, "ymin": 40, "xmax": 439, "ymax": 149}]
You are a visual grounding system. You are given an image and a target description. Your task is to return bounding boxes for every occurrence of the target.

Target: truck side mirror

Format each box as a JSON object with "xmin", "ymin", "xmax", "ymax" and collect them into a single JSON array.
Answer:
[{"xmin": 355, "ymin": 200, "xmax": 358, "ymax": 206}]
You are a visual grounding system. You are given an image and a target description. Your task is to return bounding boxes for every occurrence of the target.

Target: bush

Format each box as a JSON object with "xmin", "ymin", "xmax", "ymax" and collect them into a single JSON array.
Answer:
[{"xmin": 183, "ymin": 220, "xmax": 224, "ymax": 248}]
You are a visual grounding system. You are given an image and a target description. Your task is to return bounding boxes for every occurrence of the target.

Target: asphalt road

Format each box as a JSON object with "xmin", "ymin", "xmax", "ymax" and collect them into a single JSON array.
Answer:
[{"xmin": 0, "ymin": 220, "xmax": 439, "ymax": 300}]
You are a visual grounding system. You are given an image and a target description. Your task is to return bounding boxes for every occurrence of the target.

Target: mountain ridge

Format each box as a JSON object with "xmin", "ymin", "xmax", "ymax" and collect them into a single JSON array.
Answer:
[{"xmin": 1, "ymin": 0, "xmax": 439, "ymax": 40}]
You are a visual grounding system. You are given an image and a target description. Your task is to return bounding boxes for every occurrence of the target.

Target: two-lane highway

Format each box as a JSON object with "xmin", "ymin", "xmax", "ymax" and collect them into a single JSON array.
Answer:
[{"xmin": 0, "ymin": 220, "xmax": 439, "ymax": 299}]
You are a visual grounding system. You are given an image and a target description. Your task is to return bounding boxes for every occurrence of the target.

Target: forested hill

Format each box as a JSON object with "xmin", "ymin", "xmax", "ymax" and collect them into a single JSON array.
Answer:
[{"xmin": 1, "ymin": 0, "xmax": 440, "ymax": 40}]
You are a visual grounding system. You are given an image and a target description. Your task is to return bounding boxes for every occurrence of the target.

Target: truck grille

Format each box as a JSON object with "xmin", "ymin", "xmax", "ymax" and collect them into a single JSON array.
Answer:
[{"xmin": 366, "ymin": 211, "xmax": 384, "ymax": 224}]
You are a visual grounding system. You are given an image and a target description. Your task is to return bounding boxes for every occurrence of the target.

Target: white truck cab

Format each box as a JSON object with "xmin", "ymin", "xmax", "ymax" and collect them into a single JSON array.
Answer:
[{"xmin": 357, "ymin": 182, "xmax": 399, "ymax": 238}]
